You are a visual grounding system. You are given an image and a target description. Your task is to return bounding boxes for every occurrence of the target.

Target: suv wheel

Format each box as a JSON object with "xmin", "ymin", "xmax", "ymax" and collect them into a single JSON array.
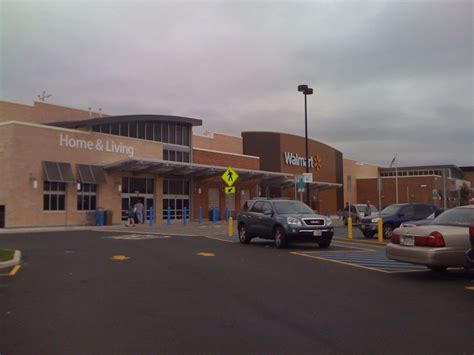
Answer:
[
  {"xmin": 274, "ymin": 227, "xmax": 288, "ymax": 249},
  {"xmin": 383, "ymin": 223, "xmax": 394, "ymax": 239},
  {"xmin": 238, "ymin": 224, "xmax": 251, "ymax": 244}
]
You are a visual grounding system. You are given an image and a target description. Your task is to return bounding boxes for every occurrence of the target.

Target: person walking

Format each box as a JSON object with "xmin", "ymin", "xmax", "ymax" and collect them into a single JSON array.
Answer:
[
  {"xmin": 134, "ymin": 200, "xmax": 145, "ymax": 224},
  {"xmin": 126, "ymin": 205, "xmax": 136, "ymax": 227},
  {"xmin": 364, "ymin": 201, "xmax": 372, "ymax": 217}
]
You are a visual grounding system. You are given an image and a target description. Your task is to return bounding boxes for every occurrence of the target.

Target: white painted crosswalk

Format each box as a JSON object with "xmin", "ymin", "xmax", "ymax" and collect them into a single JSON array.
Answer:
[{"xmin": 103, "ymin": 234, "xmax": 171, "ymax": 240}]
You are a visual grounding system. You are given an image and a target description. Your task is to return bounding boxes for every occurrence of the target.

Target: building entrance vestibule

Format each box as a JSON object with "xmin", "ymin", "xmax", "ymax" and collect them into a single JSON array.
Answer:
[{"xmin": 121, "ymin": 177, "xmax": 154, "ymax": 222}]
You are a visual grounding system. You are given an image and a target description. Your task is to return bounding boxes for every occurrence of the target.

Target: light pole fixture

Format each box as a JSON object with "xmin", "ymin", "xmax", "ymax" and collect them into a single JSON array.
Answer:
[{"xmin": 298, "ymin": 84, "xmax": 313, "ymax": 207}]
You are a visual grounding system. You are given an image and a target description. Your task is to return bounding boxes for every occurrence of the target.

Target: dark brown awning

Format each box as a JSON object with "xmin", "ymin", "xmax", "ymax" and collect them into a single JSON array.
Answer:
[
  {"xmin": 43, "ymin": 161, "xmax": 75, "ymax": 183},
  {"xmin": 77, "ymin": 164, "xmax": 107, "ymax": 184}
]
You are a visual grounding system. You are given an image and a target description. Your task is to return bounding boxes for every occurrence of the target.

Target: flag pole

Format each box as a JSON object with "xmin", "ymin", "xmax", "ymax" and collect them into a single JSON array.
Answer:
[{"xmin": 395, "ymin": 158, "xmax": 399, "ymax": 204}]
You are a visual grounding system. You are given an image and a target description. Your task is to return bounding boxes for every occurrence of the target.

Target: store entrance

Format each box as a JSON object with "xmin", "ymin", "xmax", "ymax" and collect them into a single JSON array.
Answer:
[
  {"xmin": 121, "ymin": 195, "xmax": 154, "ymax": 222},
  {"xmin": 120, "ymin": 176, "xmax": 156, "ymax": 223}
]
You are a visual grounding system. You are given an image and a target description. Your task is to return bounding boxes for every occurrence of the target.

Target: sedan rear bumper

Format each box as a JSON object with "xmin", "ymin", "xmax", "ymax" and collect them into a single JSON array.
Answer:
[{"xmin": 386, "ymin": 243, "xmax": 466, "ymax": 267}]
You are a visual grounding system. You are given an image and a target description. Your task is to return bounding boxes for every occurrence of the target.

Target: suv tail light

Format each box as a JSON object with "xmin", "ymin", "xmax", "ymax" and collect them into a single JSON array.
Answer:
[
  {"xmin": 415, "ymin": 231, "xmax": 445, "ymax": 247},
  {"xmin": 391, "ymin": 234, "xmax": 400, "ymax": 244},
  {"xmin": 469, "ymin": 223, "xmax": 474, "ymax": 246}
]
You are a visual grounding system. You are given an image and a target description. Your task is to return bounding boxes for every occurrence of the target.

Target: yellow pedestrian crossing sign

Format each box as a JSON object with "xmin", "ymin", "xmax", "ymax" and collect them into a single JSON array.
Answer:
[
  {"xmin": 224, "ymin": 186, "xmax": 236, "ymax": 194},
  {"xmin": 221, "ymin": 167, "xmax": 239, "ymax": 186}
]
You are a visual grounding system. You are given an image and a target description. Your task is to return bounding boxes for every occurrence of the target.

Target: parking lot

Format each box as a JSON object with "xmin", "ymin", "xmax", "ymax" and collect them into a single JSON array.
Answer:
[{"xmin": 1, "ymin": 228, "xmax": 473, "ymax": 354}]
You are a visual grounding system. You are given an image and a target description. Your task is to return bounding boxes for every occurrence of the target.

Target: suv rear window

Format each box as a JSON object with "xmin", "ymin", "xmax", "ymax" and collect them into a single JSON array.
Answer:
[{"xmin": 414, "ymin": 204, "xmax": 435, "ymax": 216}]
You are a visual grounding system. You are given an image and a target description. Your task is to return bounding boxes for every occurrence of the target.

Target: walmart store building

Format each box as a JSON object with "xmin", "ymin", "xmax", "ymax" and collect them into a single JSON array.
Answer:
[{"xmin": 0, "ymin": 101, "xmax": 344, "ymax": 228}]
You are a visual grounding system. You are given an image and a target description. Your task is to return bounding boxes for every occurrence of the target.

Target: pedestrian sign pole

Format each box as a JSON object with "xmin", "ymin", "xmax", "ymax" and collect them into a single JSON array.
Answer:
[{"xmin": 221, "ymin": 167, "xmax": 239, "ymax": 237}]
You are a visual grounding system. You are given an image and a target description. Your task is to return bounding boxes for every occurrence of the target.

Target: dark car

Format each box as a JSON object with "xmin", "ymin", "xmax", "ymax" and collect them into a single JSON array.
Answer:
[
  {"xmin": 237, "ymin": 199, "xmax": 334, "ymax": 249},
  {"xmin": 359, "ymin": 203, "xmax": 437, "ymax": 239},
  {"xmin": 465, "ymin": 222, "xmax": 474, "ymax": 270},
  {"xmin": 401, "ymin": 208, "xmax": 445, "ymax": 227}
]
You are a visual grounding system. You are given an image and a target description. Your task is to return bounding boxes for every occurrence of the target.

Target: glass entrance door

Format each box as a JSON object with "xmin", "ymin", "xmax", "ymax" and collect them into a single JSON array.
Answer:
[
  {"xmin": 162, "ymin": 197, "xmax": 189, "ymax": 220},
  {"xmin": 121, "ymin": 195, "xmax": 154, "ymax": 222},
  {"xmin": 121, "ymin": 176, "xmax": 155, "ymax": 222},
  {"xmin": 162, "ymin": 178, "xmax": 190, "ymax": 221}
]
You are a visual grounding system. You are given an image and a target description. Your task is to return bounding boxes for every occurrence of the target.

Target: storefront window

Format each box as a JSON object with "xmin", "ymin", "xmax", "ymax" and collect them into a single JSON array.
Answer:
[
  {"xmin": 154, "ymin": 122, "xmax": 161, "ymax": 141},
  {"xmin": 43, "ymin": 181, "xmax": 66, "ymax": 211},
  {"xmin": 77, "ymin": 183, "xmax": 97, "ymax": 211},
  {"xmin": 129, "ymin": 122, "xmax": 137, "ymax": 138},
  {"xmin": 120, "ymin": 122, "xmax": 129, "ymax": 137},
  {"xmin": 169, "ymin": 124, "xmax": 176, "ymax": 144},
  {"xmin": 137, "ymin": 122, "xmax": 146, "ymax": 139},
  {"xmin": 162, "ymin": 123, "xmax": 169, "ymax": 143}
]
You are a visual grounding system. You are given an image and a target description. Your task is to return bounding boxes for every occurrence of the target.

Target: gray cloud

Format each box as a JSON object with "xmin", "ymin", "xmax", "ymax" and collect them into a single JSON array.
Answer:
[{"xmin": 1, "ymin": 0, "xmax": 472, "ymax": 167}]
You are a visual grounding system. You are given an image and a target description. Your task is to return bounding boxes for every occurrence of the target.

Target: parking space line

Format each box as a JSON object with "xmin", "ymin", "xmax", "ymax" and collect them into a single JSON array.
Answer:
[
  {"xmin": 291, "ymin": 245, "xmax": 428, "ymax": 273},
  {"xmin": 466, "ymin": 286, "xmax": 474, "ymax": 292},
  {"xmin": 291, "ymin": 252, "xmax": 391, "ymax": 273},
  {"xmin": 0, "ymin": 264, "xmax": 21, "ymax": 277},
  {"xmin": 204, "ymin": 236, "xmax": 236, "ymax": 243}
]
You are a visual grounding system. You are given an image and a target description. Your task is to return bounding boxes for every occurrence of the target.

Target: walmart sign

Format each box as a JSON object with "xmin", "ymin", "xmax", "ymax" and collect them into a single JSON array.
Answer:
[{"xmin": 283, "ymin": 152, "xmax": 322, "ymax": 171}]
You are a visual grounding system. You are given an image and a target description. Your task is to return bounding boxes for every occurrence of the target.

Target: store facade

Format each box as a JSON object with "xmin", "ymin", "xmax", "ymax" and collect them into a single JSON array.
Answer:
[
  {"xmin": 242, "ymin": 132, "xmax": 344, "ymax": 214},
  {"xmin": 0, "ymin": 102, "xmax": 297, "ymax": 228}
]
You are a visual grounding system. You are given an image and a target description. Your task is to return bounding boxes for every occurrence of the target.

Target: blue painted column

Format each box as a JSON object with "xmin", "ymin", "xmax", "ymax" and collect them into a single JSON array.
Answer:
[
  {"xmin": 167, "ymin": 207, "xmax": 171, "ymax": 225},
  {"xmin": 183, "ymin": 207, "xmax": 188, "ymax": 225},
  {"xmin": 198, "ymin": 207, "xmax": 202, "ymax": 225},
  {"xmin": 149, "ymin": 207, "xmax": 154, "ymax": 226}
]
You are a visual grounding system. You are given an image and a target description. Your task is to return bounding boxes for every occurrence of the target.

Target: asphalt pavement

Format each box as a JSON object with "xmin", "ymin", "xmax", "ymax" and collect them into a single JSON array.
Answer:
[{"xmin": 0, "ymin": 229, "xmax": 473, "ymax": 355}]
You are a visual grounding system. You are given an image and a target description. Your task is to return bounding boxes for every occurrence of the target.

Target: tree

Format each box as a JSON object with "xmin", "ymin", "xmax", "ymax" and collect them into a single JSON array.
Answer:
[{"xmin": 459, "ymin": 183, "xmax": 471, "ymax": 206}]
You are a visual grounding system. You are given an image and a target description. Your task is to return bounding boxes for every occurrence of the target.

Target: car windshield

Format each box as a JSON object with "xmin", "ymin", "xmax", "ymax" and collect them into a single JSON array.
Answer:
[
  {"xmin": 273, "ymin": 201, "xmax": 315, "ymax": 215},
  {"xmin": 381, "ymin": 204, "xmax": 402, "ymax": 215},
  {"xmin": 370, "ymin": 205, "xmax": 378, "ymax": 213},
  {"xmin": 432, "ymin": 207, "xmax": 474, "ymax": 227},
  {"xmin": 355, "ymin": 205, "xmax": 365, "ymax": 212}
]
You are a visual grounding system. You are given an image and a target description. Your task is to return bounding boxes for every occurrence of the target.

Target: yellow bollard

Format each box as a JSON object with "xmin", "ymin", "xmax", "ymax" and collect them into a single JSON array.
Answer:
[
  {"xmin": 377, "ymin": 217, "xmax": 384, "ymax": 243},
  {"xmin": 228, "ymin": 217, "xmax": 233, "ymax": 238},
  {"xmin": 347, "ymin": 217, "xmax": 353, "ymax": 240}
]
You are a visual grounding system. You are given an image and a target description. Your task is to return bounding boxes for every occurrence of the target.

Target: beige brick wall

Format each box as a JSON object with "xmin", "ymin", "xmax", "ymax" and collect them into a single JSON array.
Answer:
[
  {"xmin": 0, "ymin": 122, "xmax": 163, "ymax": 227},
  {"xmin": 343, "ymin": 158, "xmax": 380, "ymax": 204},
  {"xmin": 0, "ymin": 101, "xmax": 105, "ymax": 124},
  {"xmin": 193, "ymin": 132, "xmax": 243, "ymax": 155}
]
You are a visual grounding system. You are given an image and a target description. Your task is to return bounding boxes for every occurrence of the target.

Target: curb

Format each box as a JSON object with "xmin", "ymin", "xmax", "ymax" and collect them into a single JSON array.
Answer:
[{"xmin": 0, "ymin": 250, "xmax": 22, "ymax": 270}]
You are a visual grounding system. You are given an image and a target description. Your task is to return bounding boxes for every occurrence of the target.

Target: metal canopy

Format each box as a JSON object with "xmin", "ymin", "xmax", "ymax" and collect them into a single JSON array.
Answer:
[
  {"xmin": 104, "ymin": 158, "xmax": 342, "ymax": 191},
  {"xmin": 104, "ymin": 158, "xmax": 294, "ymax": 186}
]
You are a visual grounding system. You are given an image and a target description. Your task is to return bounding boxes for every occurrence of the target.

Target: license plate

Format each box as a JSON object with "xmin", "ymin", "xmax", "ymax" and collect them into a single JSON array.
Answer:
[
  {"xmin": 313, "ymin": 230, "xmax": 322, "ymax": 236},
  {"xmin": 401, "ymin": 236, "xmax": 414, "ymax": 246}
]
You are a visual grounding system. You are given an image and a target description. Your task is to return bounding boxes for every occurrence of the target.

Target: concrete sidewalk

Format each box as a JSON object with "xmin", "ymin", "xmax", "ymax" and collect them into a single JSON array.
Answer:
[{"xmin": 0, "ymin": 216, "xmax": 344, "ymax": 237}]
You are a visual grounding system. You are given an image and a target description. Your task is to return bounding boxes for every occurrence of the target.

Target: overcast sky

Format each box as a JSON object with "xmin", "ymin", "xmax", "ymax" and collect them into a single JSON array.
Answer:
[{"xmin": 1, "ymin": 0, "xmax": 473, "ymax": 167}]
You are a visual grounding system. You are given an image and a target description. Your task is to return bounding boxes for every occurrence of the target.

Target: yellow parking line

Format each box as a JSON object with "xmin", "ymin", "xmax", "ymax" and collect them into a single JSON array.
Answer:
[
  {"xmin": 290, "ymin": 252, "xmax": 391, "ymax": 274},
  {"xmin": 0, "ymin": 264, "xmax": 21, "ymax": 276},
  {"xmin": 465, "ymin": 286, "xmax": 474, "ymax": 292},
  {"xmin": 204, "ymin": 236, "xmax": 234, "ymax": 243}
]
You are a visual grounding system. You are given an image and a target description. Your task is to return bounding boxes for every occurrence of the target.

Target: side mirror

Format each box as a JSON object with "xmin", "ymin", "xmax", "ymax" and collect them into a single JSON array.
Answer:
[{"xmin": 263, "ymin": 209, "xmax": 273, "ymax": 216}]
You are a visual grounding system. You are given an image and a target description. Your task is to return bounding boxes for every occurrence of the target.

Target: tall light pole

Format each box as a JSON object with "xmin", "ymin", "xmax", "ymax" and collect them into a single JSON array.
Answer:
[{"xmin": 298, "ymin": 84, "xmax": 313, "ymax": 207}]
